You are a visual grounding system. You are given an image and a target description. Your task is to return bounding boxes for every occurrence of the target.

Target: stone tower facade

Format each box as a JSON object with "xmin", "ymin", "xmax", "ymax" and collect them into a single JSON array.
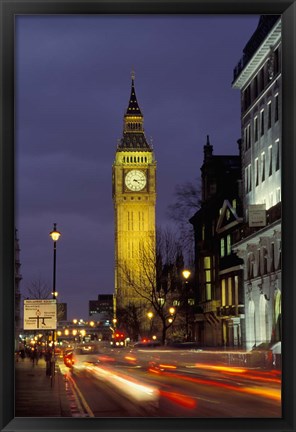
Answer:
[{"xmin": 112, "ymin": 74, "xmax": 156, "ymax": 315}]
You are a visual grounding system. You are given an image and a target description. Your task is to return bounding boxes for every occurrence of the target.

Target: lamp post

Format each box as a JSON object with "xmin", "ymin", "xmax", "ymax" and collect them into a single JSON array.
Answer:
[
  {"xmin": 147, "ymin": 312, "xmax": 154, "ymax": 337},
  {"xmin": 49, "ymin": 223, "xmax": 61, "ymax": 373},
  {"xmin": 182, "ymin": 269, "xmax": 191, "ymax": 341}
]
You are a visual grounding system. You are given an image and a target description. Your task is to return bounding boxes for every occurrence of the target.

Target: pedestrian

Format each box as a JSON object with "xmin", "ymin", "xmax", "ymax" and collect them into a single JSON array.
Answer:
[
  {"xmin": 20, "ymin": 349, "xmax": 25, "ymax": 361},
  {"xmin": 45, "ymin": 349, "xmax": 52, "ymax": 376}
]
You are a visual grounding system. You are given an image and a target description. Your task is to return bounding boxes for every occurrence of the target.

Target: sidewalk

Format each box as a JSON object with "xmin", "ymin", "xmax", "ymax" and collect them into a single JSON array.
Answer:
[{"xmin": 15, "ymin": 357, "xmax": 72, "ymax": 417}]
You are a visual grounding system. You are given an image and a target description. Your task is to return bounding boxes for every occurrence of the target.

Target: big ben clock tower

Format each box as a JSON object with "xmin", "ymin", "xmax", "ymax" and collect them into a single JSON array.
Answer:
[{"xmin": 112, "ymin": 73, "xmax": 156, "ymax": 313}]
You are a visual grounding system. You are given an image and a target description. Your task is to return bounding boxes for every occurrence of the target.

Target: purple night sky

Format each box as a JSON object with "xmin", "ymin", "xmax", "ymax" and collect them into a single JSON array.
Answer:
[{"xmin": 15, "ymin": 14, "xmax": 259, "ymax": 320}]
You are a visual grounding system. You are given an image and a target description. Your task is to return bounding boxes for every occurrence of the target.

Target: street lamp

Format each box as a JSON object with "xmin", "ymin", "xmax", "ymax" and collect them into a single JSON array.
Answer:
[
  {"xmin": 50, "ymin": 223, "xmax": 61, "ymax": 302},
  {"xmin": 147, "ymin": 312, "xmax": 154, "ymax": 336},
  {"xmin": 182, "ymin": 269, "xmax": 191, "ymax": 341},
  {"xmin": 169, "ymin": 307, "xmax": 175, "ymax": 315},
  {"xmin": 49, "ymin": 223, "xmax": 61, "ymax": 369}
]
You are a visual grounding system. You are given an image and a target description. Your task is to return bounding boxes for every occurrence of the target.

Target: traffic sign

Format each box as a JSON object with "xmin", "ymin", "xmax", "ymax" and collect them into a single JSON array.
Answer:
[{"xmin": 23, "ymin": 299, "xmax": 57, "ymax": 330}]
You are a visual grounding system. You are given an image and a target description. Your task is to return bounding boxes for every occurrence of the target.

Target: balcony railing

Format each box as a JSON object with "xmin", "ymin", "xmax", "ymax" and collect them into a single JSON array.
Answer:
[{"xmin": 202, "ymin": 300, "xmax": 221, "ymax": 313}]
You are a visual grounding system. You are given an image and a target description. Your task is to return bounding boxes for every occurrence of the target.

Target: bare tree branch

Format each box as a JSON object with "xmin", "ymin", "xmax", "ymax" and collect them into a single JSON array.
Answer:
[
  {"xmin": 25, "ymin": 279, "xmax": 51, "ymax": 300},
  {"xmin": 166, "ymin": 180, "xmax": 201, "ymax": 263},
  {"xmin": 117, "ymin": 228, "xmax": 187, "ymax": 344}
]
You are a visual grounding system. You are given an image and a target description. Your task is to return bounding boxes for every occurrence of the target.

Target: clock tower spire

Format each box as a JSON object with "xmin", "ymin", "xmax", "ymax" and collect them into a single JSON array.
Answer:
[{"xmin": 112, "ymin": 74, "xmax": 157, "ymax": 329}]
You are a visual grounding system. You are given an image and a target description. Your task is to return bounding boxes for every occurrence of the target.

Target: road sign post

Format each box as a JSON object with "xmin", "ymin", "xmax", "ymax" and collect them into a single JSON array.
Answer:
[{"xmin": 23, "ymin": 299, "xmax": 57, "ymax": 330}]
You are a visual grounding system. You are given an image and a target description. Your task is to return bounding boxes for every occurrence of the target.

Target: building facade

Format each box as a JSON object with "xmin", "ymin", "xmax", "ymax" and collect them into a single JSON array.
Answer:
[
  {"xmin": 232, "ymin": 15, "xmax": 282, "ymax": 350},
  {"xmin": 190, "ymin": 137, "xmax": 244, "ymax": 347},
  {"xmin": 112, "ymin": 73, "xmax": 157, "ymax": 314},
  {"xmin": 89, "ymin": 294, "xmax": 113, "ymax": 322}
]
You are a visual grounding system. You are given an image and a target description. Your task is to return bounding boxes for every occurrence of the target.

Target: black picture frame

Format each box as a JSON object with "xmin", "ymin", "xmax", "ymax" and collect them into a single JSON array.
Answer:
[{"xmin": 0, "ymin": 1, "xmax": 295, "ymax": 431}]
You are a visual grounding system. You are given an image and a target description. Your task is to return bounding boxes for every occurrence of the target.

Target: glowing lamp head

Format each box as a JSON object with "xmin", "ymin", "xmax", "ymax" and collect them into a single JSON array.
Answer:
[
  {"xmin": 49, "ymin": 223, "xmax": 61, "ymax": 242},
  {"xmin": 182, "ymin": 270, "xmax": 191, "ymax": 280}
]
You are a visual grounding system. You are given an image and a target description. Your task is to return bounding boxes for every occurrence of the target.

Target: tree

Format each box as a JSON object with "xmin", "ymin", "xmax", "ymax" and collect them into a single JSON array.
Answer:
[
  {"xmin": 116, "ymin": 303, "xmax": 143, "ymax": 341},
  {"xmin": 166, "ymin": 180, "xmax": 201, "ymax": 263},
  {"xmin": 118, "ymin": 228, "xmax": 188, "ymax": 344},
  {"xmin": 25, "ymin": 279, "xmax": 51, "ymax": 300},
  {"xmin": 25, "ymin": 279, "xmax": 65, "ymax": 321}
]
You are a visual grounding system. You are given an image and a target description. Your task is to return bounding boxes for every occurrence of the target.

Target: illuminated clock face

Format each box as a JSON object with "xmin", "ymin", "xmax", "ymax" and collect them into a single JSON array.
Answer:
[{"xmin": 125, "ymin": 170, "xmax": 146, "ymax": 191}]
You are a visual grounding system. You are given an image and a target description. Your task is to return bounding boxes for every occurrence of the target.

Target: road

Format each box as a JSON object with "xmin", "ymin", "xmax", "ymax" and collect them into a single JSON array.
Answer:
[{"xmin": 58, "ymin": 345, "xmax": 281, "ymax": 418}]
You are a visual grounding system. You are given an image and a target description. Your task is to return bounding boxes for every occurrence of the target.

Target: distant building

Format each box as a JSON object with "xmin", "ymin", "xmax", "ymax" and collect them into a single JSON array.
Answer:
[
  {"xmin": 89, "ymin": 294, "xmax": 114, "ymax": 322},
  {"xmin": 232, "ymin": 15, "xmax": 281, "ymax": 350},
  {"xmin": 57, "ymin": 302, "xmax": 67, "ymax": 321},
  {"xmin": 15, "ymin": 229, "xmax": 22, "ymax": 349},
  {"xmin": 190, "ymin": 137, "xmax": 244, "ymax": 347}
]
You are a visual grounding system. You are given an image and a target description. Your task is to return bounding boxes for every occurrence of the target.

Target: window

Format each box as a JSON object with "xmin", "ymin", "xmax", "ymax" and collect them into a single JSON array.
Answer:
[
  {"xmin": 255, "ymin": 158, "xmax": 259, "ymax": 186},
  {"xmin": 228, "ymin": 277, "xmax": 232, "ymax": 305},
  {"xmin": 204, "ymin": 256, "xmax": 212, "ymax": 301},
  {"xmin": 260, "ymin": 109, "xmax": 264, "ymax": 136},
  {"xmin": 261, "ymin": 152, "xmax": 266, "ymax": 182},
  {"xmin": 268, "ymin": 145, "xmax": 273, "ymax": 176},
  {"xmin": 221, "ymin": 279, "xmax": 226, "ymax": 306},
  {"xmin": 226, "ymin": 234, "xmax": 231, "ymax": 255},
  {"xmin": 244, "ymin": 126, "xmax": 250, "ymax": 151},
  {"xmin": 245, "ymin": 165, "xmax": 252, "ymax": 193},
  {"xmin": 248, "ymin": 124, "xmax": 251, "ymax": 149},
  {"xmin": 275, "ymin": 139, "xmax": 280, "ymax": 171},
  {"xmin": 268, "ymin": 102, "xmax": 272, "ymax": 129},
  {"xmin": 244, "ymin": 85, "xmax": 251, "ymax": 111},
  {"xmin": 274, "ymin": 94, "xmax": 279, "ymax": 122},
  {"xmin": 234, "ymin": 275, "xmax": 239, "ymax": 306},
  {"xmin": 220, "ymin": 238, "xmax": 225, "ymax": 257},
  {"xmin": 248, "ymin": 164, "xmax": 252, "ymax": 192},
  {"xmin": 276, "ymin": 187, "xmax": 281, "ymax": 203},
  {"xmin": 260, "ymin": 67, "xmax": 265, "ymax": 92},
  {"xmin": 254, "ymin": 116, "xmax": 258, "ymax": 142}
]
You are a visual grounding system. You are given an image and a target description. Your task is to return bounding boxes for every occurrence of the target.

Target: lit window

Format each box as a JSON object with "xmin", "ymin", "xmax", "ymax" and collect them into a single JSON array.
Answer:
[
  {"xmin": 228, "ymin": 277, "xmax": 232, "ymax": 305},
  {"xmin": 226, "ymin": 235, "xmax": 231, "ymax": 255},
  {"xmin": 220, "ymin": 238, "xmax": 225, "ymax": 257},
  {"xmin": 221, "ymin": 279, "xmax": 226, "ymax": 306},
  {"xmin": 206, "ymin": 284, "xmax": 211, "ymax": 301},
  {"xmin": 204, "ymin": 256, "xmax": 211, "ymax": 301}
]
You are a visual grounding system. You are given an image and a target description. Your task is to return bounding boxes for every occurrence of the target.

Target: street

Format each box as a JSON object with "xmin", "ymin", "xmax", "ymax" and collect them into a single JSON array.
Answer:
[{"xmin": 58, "ymin": 345, "xmax": 281, "ymax": 418}]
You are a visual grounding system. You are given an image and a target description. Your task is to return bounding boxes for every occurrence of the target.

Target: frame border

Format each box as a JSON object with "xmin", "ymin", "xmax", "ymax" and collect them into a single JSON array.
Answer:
[{"xmin": 1, "ymin": 1, "xmax": 295, "ymax": 431}]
